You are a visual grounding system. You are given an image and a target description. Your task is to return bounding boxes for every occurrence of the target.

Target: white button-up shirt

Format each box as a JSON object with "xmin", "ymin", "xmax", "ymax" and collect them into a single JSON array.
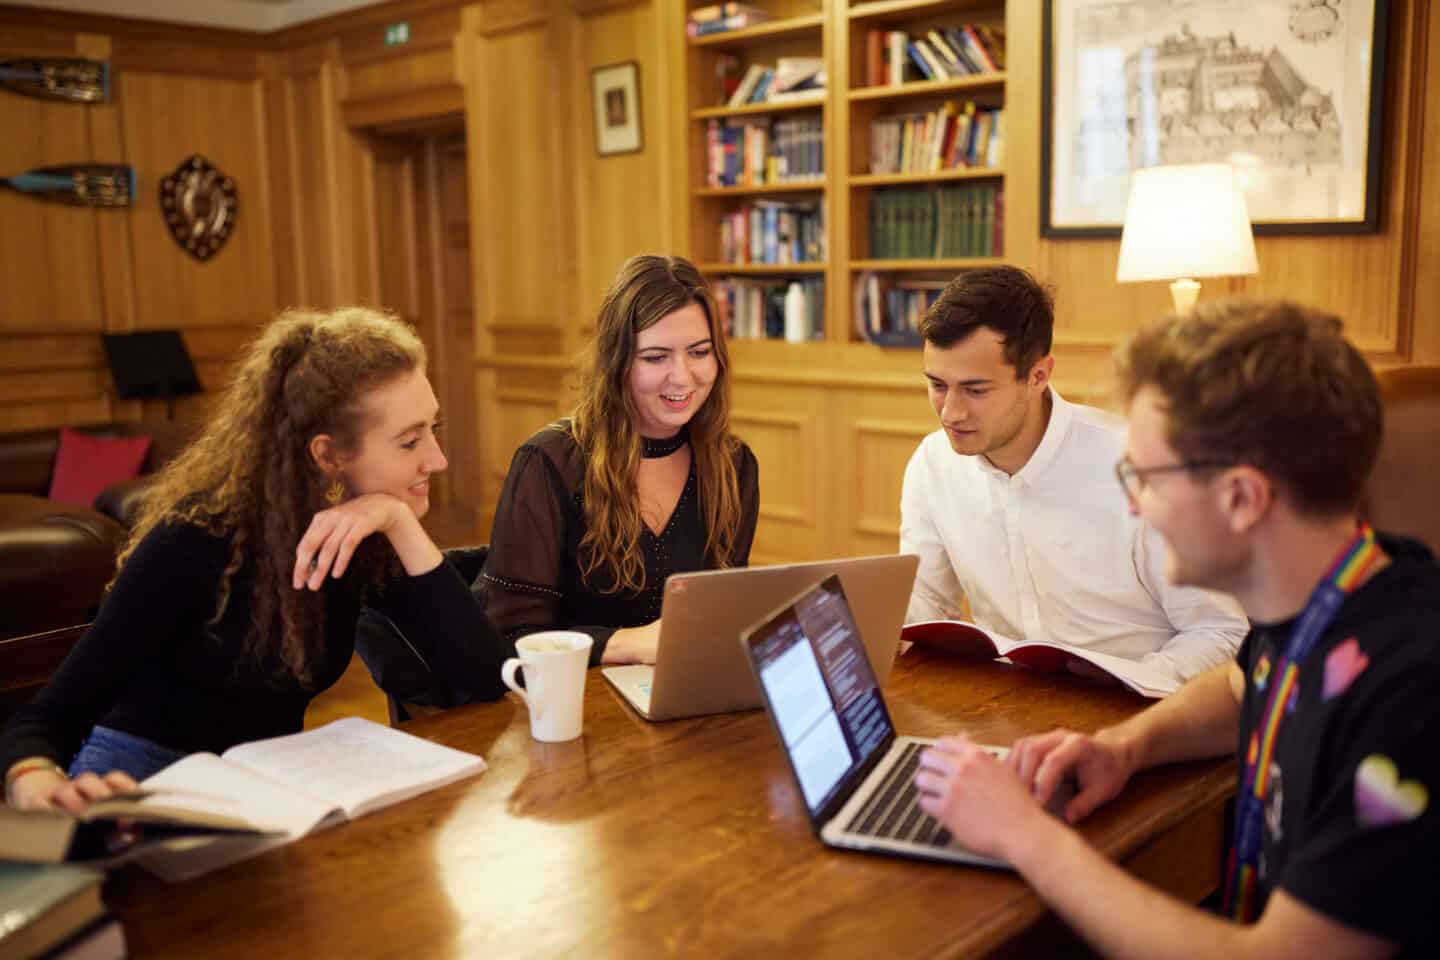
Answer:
[{"xmin": 899, "ymin": 389, "xmax": 1247, "ymax": 688}]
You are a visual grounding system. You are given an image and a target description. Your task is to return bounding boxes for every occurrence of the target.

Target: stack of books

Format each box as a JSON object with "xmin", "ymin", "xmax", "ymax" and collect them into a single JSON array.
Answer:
[
  {"xmin": 705, "ymin": 115, "xmax": 824, "ymax": 187},
  {"xmin": 869, "ymin": 184, "xmax": 1003, "ymax": 259},
  {"xmin": 687, "ymin": 2, "xmax": 769, "ymax": 38},
  {"xmin": 714, "ymin": 276, "xmax": 824, "ymax": 341},
  {"xmin": 724, "ymin": 56, "xmax": 824, "ymax": 107},
  {"xmin": 0, "ymin": 863, "xmax": 125, "ymax": 960},
  {"xmin": 871, "ymin": 102, "xmax": 1003, "ymax": 174},
  {"xmin": 863, "ymin": 24, "xmax": 1006, "ymax": 86},
  {"xmin": 719, "ymin": 200, "xmax": 825, "ymax": 265}
]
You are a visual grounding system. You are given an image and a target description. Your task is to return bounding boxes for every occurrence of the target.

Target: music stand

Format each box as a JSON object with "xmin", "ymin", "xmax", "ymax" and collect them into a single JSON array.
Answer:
[{"xmin": 101, "ymin": 330, "xmax": 201, "ymax": 419}]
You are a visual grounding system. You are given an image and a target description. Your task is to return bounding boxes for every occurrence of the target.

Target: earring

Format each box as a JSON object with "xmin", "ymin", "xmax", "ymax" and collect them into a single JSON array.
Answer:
[{"xmin": 324, "ymin": 479, "xmax": 346, "ymax": 506}]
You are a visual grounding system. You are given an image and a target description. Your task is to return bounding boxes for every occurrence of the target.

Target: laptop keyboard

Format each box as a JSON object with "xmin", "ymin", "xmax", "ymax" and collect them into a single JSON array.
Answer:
[{"xmin": 844, "ymin": 742, "xmax": 952, "ymax": 848}]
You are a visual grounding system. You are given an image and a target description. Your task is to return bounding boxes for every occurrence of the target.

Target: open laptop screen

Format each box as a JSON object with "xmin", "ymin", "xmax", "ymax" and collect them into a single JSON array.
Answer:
[{"xmin": 747, "ymin": 575, "xmax": 894, "ymax": 816}]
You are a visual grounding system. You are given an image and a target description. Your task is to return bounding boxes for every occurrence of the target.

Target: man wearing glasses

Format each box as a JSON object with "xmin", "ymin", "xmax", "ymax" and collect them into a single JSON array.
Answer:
[
  {"xmin": 915, "ymin": 300, "xmax": 1439, "ymax": 958},
  {"xmin": 900, "ymin": 266, "xmax": 1245, "ymax": 692}
]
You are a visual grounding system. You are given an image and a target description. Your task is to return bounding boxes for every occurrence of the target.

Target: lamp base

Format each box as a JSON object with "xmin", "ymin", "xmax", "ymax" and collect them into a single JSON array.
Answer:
[{"xmin": 1169, "ymin": 278, "xmax": 1201, "ymax": 313}]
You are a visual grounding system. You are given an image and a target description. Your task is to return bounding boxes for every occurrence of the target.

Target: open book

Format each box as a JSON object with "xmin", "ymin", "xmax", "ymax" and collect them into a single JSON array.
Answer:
[
  {"xmin": 0, "ymin": 718, "xmax": 486, "ymax": 881},
  {"xmin": 901, "ymin": 620, "xmax": 1177, "ymax": 698}
]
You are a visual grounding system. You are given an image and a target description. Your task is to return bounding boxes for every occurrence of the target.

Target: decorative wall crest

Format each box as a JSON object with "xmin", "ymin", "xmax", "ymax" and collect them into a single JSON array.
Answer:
[{"xmin": 159, "ymin": 155, "xmax": 237, "ymax": 261}]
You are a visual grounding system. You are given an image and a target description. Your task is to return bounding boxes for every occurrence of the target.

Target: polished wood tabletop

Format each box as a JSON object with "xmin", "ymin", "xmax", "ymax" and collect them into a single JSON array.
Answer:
[{"xmin": 107, "ymin": 649, "xmax": 1235, "ymax": 958}]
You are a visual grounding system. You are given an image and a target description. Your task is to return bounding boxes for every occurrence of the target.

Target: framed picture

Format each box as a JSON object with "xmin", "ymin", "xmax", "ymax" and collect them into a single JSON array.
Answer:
[
  {"xmin": 591, "ymin": 61, "xmax": 642, "ymax": 156},
  {"xmin": 1042, "ymin": 0, "xmax": 1389, "ymax": 236}
]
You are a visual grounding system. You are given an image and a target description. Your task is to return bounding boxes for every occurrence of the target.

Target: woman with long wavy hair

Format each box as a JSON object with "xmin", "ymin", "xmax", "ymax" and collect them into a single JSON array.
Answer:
[
  {"xmin": 480, "ymin": 255, "xmax": 760, "ymax": 665},
  {"xmin": 2, "ymin": 307, "xmax": 506, "ymax": 812}
]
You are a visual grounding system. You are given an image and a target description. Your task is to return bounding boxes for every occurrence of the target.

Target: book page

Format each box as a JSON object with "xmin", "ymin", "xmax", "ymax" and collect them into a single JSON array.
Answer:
[
  {"xmin": 140, "ymin": 753, "xmax": 335, "ymax": 838},
  {"xmin": 220, "ymin": 717, "xmax": 487, "ymax": 819}
]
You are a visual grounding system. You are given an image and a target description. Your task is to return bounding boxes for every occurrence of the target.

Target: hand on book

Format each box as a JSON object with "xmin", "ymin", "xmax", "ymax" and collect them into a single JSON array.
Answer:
[
  {"xmin": 1006, "ymin": 729, "xmax": 1134, "ymax": 824},
  {"xmin": 10, "ymin": 768, "xmax": 138, "ymax": 816}
]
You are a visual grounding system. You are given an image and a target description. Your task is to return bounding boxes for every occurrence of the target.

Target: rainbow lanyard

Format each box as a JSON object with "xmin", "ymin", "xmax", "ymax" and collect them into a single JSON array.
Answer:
[{"xmin": 1221, "ymin": 523, "xmax": 1382, "ymax": 923}]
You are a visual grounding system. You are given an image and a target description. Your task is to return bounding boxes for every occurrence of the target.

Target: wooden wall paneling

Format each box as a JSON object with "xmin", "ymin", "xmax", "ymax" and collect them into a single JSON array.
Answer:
[
  {"xmin": 573, "ymin": 0, "xmax": 670, "ymax": 323},
  {"xmin": 0, "ymin": 27, "xmax": 105, "ymax": 336},
  {"xmin": 283, "ymin": 52, "xmax": 337, "ymax": 305},
  {"xmin": 77, "ymin": 33, "xmax": 138, "ymax": 335},
  {"xmin": 830, "ymin": 390, "xmax": 934, "ymax": 559},
  {"xmin": 262, "ymin": 52, "xmax": 303, "ymax": 308},
  {"xmin": 1396, "ymin": 0, "xmax": 1437, "ymax": 365},
  {"xmin": 117, "ymin": 68, "xmax": 277, "ymax": 329},
  {"xmin": 728, "ymin": 382, "xmax": 828, "ymax": 564}
]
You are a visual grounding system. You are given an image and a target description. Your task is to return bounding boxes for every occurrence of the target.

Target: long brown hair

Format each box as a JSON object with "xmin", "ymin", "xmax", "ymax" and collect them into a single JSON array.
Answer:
[
  {"xmin": 117, "ymin": 307, "xmax": 426, "ymax": 685},
  {"xmin": 571, "ymin": 255, "xmax": 744, "ymax": 592}
]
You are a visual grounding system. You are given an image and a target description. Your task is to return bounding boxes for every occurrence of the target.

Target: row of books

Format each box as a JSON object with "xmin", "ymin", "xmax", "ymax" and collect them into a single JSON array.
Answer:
[
  {"xmin": 869, "ymin": 184, "xmax": 1003, "ymax": 260},
  {"xmin": 854, "ymin": 273, "xmax": 944, "ymax": 344},
  {"xmin": 724, "ymin": 56, "xmax": 824, "ymax": 108},
  {"xmin": 705, "ymin": 116, "xmax": 824, "ymax": 187},
  {"xmin": 714, "ymin": 276, "xmax": 825, "ymax": 342},
  {"xmin": 864, "ymin": 25, "xmax": 1006, "ymax": 87},
  {"xmin": 686, "ymin": 1, "xmax": 768, "ymax": 37},
  {"xmin": 719, "ymin": 201, "xmax": 825, "ymax": 265},
  {"xmin": 871, "ymin": 103, "xmax": 1004, "ymax": 175}
]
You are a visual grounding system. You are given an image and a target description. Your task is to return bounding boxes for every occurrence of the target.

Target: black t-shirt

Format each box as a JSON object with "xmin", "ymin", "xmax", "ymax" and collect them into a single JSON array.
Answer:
[
  {"xmin": 478, "ymin": 421, "xmax": 760, "ymax": 665},
  {"xmin": 1235, "ymin": 533, "xmax": 1440, "ymax": 954},
  {"xmin": 0, "ymin": 521, "xmax": 507, "ymax": 774}
]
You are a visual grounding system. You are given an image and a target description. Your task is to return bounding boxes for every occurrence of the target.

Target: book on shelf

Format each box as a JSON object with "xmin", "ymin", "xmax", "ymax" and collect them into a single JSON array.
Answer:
[
  {"xmin": 714, "ymin": 276, "xmax": 823, "ymax": 342},
  {"xmin": 0, "ymin": 862, "xmax": 121, "ymax": 960},
  {"xmin": 705, "ymin": 116, "xmax": 823, "ymax": 187},
  {"xmin": 901, "ymin": 620, "xmax": 1176, "ymax": 698},
  {"xmin": 687, "ymin": 5, "xmax": 770, "ymax": 37},
  {"xmin": 724, "ymin": 58, "xmax": 824, "ymax": 108},
  {"xmin": 865, "ymin": 24, "xmax": 1003, "ymax": 87},
  {"xmin": 870, "ymin": 103, "xmax": 1003, "ymax": 175},
  {"xmin": 854, "ymin": 272, "xmax": 944, "ymax": 345},
  {"xmin": 0, "ymin": 717, "xmax": 487, "ymax": 882},
  {"xmin": 869, "ymin": 183, "xmax": 1003, "ymax": 260},
  {"xmin": 719, "ymin": 199, "xmax": 824, "ymax": 266}
]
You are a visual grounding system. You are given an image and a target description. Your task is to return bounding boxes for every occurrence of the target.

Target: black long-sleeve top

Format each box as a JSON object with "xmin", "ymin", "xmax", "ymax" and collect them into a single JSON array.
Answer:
[
  {"xmin": 479, "ymin": 422, "xmax": 760, "ymax": 665},
  {"xmin": 0, "ymin": 521, "xmax": 507, "ymax": 774}
]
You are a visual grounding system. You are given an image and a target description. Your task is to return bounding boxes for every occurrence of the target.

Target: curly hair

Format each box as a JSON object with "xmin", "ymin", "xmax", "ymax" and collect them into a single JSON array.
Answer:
[
  {"xmin": 570, "ymin": 255, "xmax": 745, "ymax": 593},
  {"xmin": 116, "ymin": 307, "xmax": 426, "ymax": 686}
]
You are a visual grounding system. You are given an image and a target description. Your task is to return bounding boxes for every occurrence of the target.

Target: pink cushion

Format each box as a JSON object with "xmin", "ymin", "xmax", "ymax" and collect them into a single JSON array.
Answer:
[{"xmin": 47, "ymin": 428, "xmax": 152, "ymax": 508}]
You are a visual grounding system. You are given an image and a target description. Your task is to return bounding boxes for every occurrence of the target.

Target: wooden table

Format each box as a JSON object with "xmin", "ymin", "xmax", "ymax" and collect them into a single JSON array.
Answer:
[{"xmin": 108, "ymin": 649, "xmax": 1235, "ymax": 958}]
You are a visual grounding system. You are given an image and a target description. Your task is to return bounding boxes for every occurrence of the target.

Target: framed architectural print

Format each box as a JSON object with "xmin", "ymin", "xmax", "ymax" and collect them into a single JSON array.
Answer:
[
  {"xmin": 591, "ymin": 61, "xmax": 642, "ymax": 157},
  {"xmin": 1041, "ymin": 0, "xmax": 1389, "ymax": 236}
]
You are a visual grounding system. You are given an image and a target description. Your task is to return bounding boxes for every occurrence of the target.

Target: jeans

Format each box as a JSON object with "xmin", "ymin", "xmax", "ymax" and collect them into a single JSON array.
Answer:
[{"xmin": 68, "ymin": 725, "xmax": 185, "ymax": 781}]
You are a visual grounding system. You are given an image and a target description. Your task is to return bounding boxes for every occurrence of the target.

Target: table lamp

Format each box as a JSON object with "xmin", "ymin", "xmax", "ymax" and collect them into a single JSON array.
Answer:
[{"xmin": 1115, "ymin": 163, "xmax": 1259, "ymax": 312}]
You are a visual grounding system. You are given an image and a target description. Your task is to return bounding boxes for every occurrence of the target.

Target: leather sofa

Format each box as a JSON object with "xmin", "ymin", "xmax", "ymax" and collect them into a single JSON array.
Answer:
[{"xmin": 0, "ymin": 422, "xmax": 191, "ymax": 640}]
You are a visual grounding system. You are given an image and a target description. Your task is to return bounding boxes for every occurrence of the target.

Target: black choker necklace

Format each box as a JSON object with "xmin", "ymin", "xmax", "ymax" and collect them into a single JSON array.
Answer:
[{"xmin": 641, "ymin": 428, "xmax": 688, "ymax": 459}]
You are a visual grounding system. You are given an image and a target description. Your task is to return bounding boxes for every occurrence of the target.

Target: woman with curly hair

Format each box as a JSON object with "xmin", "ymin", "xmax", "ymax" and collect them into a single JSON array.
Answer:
[
  {"xmin": 480, "ymin": 254, "xmax": 760, "ymax": 666},
  {"xmin": 2, "ymin": 307, "xmax": 506, "ymax": 812}
]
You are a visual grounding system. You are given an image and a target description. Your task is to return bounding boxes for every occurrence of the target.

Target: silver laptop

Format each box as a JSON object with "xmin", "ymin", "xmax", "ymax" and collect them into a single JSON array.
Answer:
[
  {"xmin": 601, "ymin": 554, "xmax": 918, "ymax": 722},
  {"xmin": 740, "ymin": 574, "xmax": 1071, "ymax": 868}
]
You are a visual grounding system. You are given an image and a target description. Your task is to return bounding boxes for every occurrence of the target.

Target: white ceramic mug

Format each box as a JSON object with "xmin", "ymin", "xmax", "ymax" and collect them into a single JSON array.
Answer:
[{"xmin": 501, "ymin": 631, "xmax": 593, "ymax": 742}]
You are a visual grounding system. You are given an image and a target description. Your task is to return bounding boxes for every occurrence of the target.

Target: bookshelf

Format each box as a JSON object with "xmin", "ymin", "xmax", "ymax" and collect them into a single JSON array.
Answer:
[
  {"xmin": 681, "ymin": 0, "xmax": 1014, "ymax": 346},
  {"xmin": 684, "ymin": 1, "xmax": 830, "ymax": 343}
]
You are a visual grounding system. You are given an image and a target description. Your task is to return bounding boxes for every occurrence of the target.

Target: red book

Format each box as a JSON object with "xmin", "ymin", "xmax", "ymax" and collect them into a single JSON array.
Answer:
[{"xmin": 900, "ymin": 620, "xmax": 1175, "ymax": 697}]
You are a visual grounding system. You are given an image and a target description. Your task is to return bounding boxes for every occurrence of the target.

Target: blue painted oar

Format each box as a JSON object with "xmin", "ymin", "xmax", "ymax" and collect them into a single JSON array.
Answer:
[
  {"xmin": 0, "ymin": 164, "xmax": 135, "ymax": 206},
  {"xmin": 0, "ymin": 58, "xmax": 110, "ymax": 103}
]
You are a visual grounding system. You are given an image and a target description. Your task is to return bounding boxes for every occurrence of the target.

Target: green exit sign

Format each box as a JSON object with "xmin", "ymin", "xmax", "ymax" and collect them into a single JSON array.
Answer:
[{"xmin": 384, "ymin": 22, "xmax": 410, "ymax": 46}]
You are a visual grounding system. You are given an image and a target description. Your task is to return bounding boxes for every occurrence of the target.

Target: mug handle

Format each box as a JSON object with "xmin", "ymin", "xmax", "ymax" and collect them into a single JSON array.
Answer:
[{"xmin": 501, "ymin": 658, "xmax": 529, "ymax": 706}]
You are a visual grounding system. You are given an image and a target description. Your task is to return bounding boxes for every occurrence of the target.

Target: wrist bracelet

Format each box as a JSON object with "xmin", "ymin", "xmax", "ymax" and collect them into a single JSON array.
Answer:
[{"xmin": 5, "ymin": 758, "xmax": 65, "ymax": 804}]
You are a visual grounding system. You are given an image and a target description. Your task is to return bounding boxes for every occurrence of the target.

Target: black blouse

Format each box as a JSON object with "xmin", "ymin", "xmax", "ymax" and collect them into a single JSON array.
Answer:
[
  {"xmin": 0, "ymin": 521, "xmax": 507, "ymax": 775},
  {"xmin": 479, "ymin": 421, "xmax": 760, "ymax": 665}
]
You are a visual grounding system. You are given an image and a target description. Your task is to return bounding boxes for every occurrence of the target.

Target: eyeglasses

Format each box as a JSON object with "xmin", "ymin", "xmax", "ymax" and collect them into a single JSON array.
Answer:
[{"xmin": 1114, "ymin": 457, "xmax": 1230, "ymax": 501}]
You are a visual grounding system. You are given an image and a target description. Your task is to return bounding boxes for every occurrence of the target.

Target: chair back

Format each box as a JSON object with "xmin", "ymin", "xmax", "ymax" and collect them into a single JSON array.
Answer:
[
  {"xmin": 1364, "ymin": 366, "xmax": 1440, "ymax": 555},
  {"xmin": 0, "ymin": 624, "xmax": 86, "ymax": 726}
]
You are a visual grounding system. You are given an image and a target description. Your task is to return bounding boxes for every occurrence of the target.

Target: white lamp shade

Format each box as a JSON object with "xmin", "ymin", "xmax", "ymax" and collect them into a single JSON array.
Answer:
[{"xmin": 1115, "ymin": 163, "xmax": 1259, "ymax": 283}]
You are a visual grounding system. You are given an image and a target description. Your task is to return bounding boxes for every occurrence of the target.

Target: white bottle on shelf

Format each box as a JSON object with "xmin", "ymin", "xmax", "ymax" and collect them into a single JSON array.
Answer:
[{"xmin": 784, "ymin": 281, "xmax": 806, "ymax": 343}]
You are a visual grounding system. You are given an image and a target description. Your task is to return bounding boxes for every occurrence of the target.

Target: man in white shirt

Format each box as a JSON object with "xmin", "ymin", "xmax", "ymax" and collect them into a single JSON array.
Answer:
[{"xmin": 900, "ymin": 266, "xmax": 1245, "ymax": 691}]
